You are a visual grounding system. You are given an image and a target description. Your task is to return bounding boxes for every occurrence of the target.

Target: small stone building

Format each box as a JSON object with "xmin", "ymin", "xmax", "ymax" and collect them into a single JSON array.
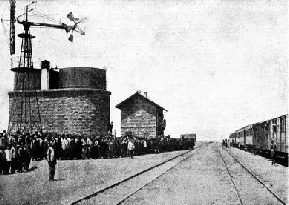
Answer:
[
  {"xmin": 8, "ymin": 60, "xmax": 111, "ymax": 135},
  {"xmin": 116, "ymin": 92, "xmax": 167, "ymax": 138}
]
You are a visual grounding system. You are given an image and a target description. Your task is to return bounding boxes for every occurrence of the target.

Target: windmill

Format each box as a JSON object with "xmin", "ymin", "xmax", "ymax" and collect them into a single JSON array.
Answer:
[{"xmin": 7, "ymin": 0, "xmax": 86, "ymax": 133}]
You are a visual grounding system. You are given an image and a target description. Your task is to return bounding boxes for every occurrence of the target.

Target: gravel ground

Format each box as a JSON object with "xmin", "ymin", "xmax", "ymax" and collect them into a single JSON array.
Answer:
[
  {"xmin": 123, "ymin": 142, "xmax": 241, "ymax": 205},
  {"xmin": 77, "ymin": 148, "xmax": 195, "ymax": 205},
  {"xmin": 1, "ymin": 142, "xmax": 287, "ymax": 205},
  {"xmin": 0, "ymin": 150, "xmax": 188, "ymax": 205},
  {"xmin": 226, "ymin": 146, "xmax": 288, "ymax": 204},
  {"xmin": 123, "ymin": 142, "xmax": 287, "ymax": 205},
  {"xmin": 218, "ymin": 146, "xmax": 281, "ymax": 205}
]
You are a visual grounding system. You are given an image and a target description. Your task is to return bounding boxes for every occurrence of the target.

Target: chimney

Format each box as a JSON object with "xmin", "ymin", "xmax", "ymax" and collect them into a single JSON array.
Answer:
[
  {"xmin": 41, "ymin": 60, "xmax": 50, "ymax": 90},
  {"xmin": 144, "ymin": 92, "xmax": 147, "ymax": 98}
]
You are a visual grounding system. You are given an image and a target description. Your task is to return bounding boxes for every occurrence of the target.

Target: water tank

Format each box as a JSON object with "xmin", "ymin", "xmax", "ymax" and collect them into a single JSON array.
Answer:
[
  {"xmin": 59, "ymin": 67, "xmax": 106, "ymax": 90},
  {"xmin": 14, "ymin": 69, "xmax": 41, "ymax": 91}
]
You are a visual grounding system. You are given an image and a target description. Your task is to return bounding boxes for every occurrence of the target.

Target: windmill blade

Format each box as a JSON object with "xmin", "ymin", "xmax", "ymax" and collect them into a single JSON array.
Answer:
[
  {"xmin": 74, "ymin": 29, "xmax": 85, "ymax": 35},
  {"xmin": 76, "ymin": 17, "xmax": 88, "ymax": 24},
  {"xmin": 67, "ymin": 12, "xmax": 79, "ymax": 22},
  {"xmin": 73, "ymin": 24, "xmax": 85, "ymax": 35},
  {"xmin": 68, "ymin": 34, "xmax": 73, "ymax": 42}
]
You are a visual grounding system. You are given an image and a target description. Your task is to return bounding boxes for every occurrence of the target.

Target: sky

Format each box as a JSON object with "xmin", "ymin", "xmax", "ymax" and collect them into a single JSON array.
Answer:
[{"xmin": 0, "ymin": 0, "xmax": 287, "ymax": 141}]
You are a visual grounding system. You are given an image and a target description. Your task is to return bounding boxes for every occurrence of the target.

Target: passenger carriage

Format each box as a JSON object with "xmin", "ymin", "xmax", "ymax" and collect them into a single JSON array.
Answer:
[
  {"xmin": 229, "ymin": 133, "xmax": 237, "ymax": 147},
  {"xmin": 243, "ymin": 124, "xmax": 254, "ymax": 151},
  {"xmin": 252, "ymin": 120, "xmax": 270, "ymax": 156},
  {"xmin": 230, "ymin": 114, "xmax": 288, "ymax": 164},
  {"xmin": 235, "ymin": 128, "xmax": 245, "ymax": 149},
  {"xmin": 268, "ymin": 115, "xmax": 288, "ymax": 162}
]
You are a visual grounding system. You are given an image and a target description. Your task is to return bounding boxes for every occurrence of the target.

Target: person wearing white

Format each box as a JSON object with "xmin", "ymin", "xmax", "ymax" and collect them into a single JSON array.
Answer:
[
  {"xmin": 4, "ymin": 148, "xmax": 12, "ymax": 174},
  {"xmin": 61, "ymin": 137, "xmax": 68, "ymax": 159},
  {"xmin": 143, "ymin": 140, "xmax": 148, "ymax": 154},
  {"xmin": 127, "ymin": 139, "xmax": 135, "ymax": 159}
]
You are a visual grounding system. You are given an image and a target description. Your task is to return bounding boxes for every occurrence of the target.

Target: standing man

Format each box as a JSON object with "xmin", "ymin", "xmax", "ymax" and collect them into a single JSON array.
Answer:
[
  {"xmin": 143, "ymin": 139, "xmax": 148, "ymax": 155},
  {"xmin": 47, "ymin": 141, "xmax": 57, "ymax": 181},
  {"xmin": 270, "ymin": 139, "xmax": 277, "ymax": 165},
  {"xmin": 127, "ymin": 138, "xmax": 135, "ymax": 159},
  {"xmin": 4, "ymin": 146, "xmax": 12, "ymax": 174},
  {"xmin": 108, "ymin": 122, "xmax": 113, "ymax": 135},
  {"xmin": 0, "ymin": 148, "xmax": 5, "ymax": 175},
  {"xmin": 61, "ymin": 135, "xmax": 68, "ymax": 160},
  {"xmin": 10, "ymin": 144, "xmax": 16, "ymax": 174}
]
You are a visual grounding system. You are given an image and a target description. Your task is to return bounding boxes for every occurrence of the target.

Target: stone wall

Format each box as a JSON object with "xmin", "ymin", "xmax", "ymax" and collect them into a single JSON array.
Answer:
[
  {"xmin": 8, "ymin": 88, "xmax": 110, "ymax": 135},
  {"xmin": 121, "ymin": 96, "xmax": 157, "ymax": 138},
  {"xmin": 156, "ymin": 109, "xmax": 164, "ymax": 136}
]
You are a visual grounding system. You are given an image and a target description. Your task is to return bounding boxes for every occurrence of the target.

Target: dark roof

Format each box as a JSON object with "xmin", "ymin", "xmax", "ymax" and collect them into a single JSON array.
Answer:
[{"xmin": 116, "ymin": 92, "xmax": 167, "ymax": 111}]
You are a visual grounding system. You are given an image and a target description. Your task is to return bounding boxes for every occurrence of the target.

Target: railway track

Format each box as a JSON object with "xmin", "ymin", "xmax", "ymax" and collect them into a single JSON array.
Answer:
[
  {"xmin": 71, "ymin": 142, "xmax": 206, "ymax": 205},
  {"xmin": 217, "ymin": 145, "xmax": 286, "ymax": 205}
]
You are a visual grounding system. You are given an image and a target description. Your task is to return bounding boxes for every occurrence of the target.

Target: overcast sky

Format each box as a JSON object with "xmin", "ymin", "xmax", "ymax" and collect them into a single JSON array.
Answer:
[{"xmin": 0, "ymin": 0, "xmax": 287, "ymax": 140}]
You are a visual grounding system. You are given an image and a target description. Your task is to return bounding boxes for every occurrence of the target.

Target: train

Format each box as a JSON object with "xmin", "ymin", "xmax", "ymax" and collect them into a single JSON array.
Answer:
[
  {"xmin": 180, "ymin": 134, "xmax": 196, "ymax": 149},
  {"xmin": 228, "ymin": 114, "xmax": 288, "ymax": 164}
]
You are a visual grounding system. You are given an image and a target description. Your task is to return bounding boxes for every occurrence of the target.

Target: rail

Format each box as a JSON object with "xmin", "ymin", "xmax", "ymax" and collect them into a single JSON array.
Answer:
[
  {"xmin": 71, "ymin": 143, "xmax": 205, "ymax": 205},
  {"xmin": 220, "ymin": 146, "xmax": 286, "ymax": 205}
]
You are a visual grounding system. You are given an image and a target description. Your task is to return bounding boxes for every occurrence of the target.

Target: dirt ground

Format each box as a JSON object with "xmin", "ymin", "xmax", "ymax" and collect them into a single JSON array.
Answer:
[
  {"xmin": 0, "ymin": 150, "xmax": 187, "ymax": 205},
  {"xmin": 0, "ymin": 142, "xmax": 287, "ymax": 205},
  {"xmin": 227, "ymin": 146, "xmax": 288, "ymax": 203},
  {"xmin": 123, "ymin": 142, "xmax": 288, "ymax": 205}
]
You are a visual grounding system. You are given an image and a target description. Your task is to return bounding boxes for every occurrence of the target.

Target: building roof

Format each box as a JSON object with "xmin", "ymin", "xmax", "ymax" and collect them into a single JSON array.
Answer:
[{"xmin": 116, "ymin": 92, "xmax": 168, "ymax": 111}]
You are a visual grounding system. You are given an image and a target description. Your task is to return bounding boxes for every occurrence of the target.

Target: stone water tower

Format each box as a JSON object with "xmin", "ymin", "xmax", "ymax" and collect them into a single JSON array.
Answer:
[{"xmin": 8, "ymin": 60, "xmax": 111, "ymax": 135}]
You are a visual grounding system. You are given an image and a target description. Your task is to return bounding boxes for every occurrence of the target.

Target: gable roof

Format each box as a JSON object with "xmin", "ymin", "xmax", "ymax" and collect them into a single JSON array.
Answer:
[{"xmin": 116, "ymin": 92, "xmax": 168, "ymax": 111}]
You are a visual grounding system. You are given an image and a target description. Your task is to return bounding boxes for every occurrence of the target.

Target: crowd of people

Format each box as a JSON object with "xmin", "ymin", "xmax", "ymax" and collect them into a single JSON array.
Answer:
[
  {"xmin": 0, "ymin": 130, "xmax": 195, "ymax": 175},
  {"xmin": 222, "ymin": 139, "xmax": 232, "ymax": 148}
]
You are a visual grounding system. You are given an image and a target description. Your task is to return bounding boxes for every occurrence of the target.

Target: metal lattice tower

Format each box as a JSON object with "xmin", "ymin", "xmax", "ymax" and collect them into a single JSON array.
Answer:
[
  {"xmin": 7, "ymin": 1, "xmax": 86, "ymax": 134},
  {"xmin": 8, "ymin": 5, "xmax": 42, "ymax": 133}
]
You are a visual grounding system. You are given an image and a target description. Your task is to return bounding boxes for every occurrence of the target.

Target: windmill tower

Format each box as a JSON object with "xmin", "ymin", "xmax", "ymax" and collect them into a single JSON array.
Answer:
[
  {"xmin": 7, "ymin": 1, "xmax": 86, "ymax": 133},
  {"xmin": 9, "ymin": 1, "xmax": 42, "ymax": 133}
]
